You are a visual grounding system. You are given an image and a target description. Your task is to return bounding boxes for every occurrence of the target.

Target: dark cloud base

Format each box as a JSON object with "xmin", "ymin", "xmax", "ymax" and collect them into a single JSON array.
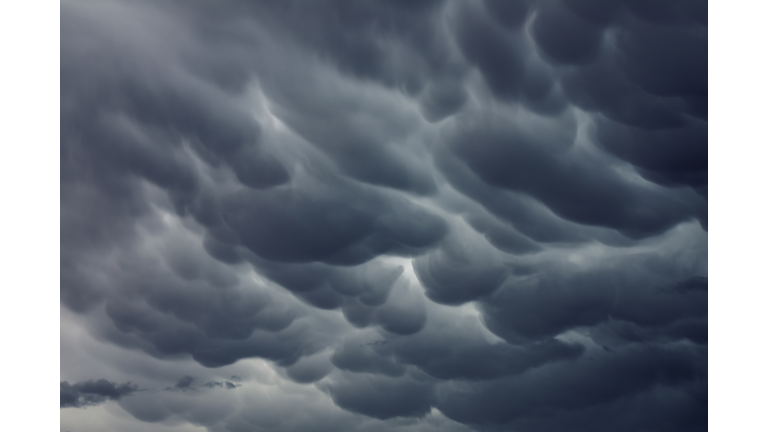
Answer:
[{"xmin": 61, "ymin": 0, "xmax": 707, "ymax": 431}]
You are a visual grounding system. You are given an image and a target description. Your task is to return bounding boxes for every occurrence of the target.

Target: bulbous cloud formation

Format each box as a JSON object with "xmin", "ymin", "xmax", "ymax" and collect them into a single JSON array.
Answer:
[{"xmin": 60, "ymin": 0, "xmax": 707, "ymax": 431}]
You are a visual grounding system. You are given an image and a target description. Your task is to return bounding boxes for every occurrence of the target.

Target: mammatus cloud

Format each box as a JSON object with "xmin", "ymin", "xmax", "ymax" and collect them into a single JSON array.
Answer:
[{"xmin": 61, "ymin": 0, "xmax": 707, "ymax": 431}]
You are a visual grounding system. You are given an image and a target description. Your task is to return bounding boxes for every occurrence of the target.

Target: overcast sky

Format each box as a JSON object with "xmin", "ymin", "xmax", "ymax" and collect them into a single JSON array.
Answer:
[{"xmin": 60, "ymin": 1, "xmax": 707, "ymax": 431}]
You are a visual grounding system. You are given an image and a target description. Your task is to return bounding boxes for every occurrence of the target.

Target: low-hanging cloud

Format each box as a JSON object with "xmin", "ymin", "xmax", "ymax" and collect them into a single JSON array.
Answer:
[{"xmin": 60, "ymin": 379, "xmax": 139, "ymax": 408}]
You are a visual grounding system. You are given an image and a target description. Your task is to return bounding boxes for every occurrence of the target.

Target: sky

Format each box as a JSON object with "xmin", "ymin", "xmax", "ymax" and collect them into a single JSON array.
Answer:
[{"xmin": 59, "ymin": 1, "xmax": 708, "ymax": 431}]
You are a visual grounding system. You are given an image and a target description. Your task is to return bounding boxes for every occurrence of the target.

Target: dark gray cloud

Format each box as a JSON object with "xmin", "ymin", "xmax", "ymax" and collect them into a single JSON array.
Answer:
[
  {"xmin": 169, "ymin": 375, "xmax": 242, "ymax": 391},
  {"xmin": 61, "ymin": 379, "xmax": 138, "ymax": 408},
  {"xmin": 437, "ymin": 342, "xmax": 706, "ymax": 430},
  {"xmin": 61, "ymin": 0, "xmax": 707, "ymax": 431}
]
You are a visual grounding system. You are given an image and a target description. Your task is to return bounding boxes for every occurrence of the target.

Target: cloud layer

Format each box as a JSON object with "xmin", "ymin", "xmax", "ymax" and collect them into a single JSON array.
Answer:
[{"xmin": 61, "ymin": 0, "xmax": 707, "ymax": 431}]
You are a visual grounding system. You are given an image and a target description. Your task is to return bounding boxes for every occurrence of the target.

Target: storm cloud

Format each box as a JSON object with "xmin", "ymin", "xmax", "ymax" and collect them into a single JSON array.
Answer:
[{"xmin": 60, "ymin": 0, "xmax": 707, "ymax": 431}]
